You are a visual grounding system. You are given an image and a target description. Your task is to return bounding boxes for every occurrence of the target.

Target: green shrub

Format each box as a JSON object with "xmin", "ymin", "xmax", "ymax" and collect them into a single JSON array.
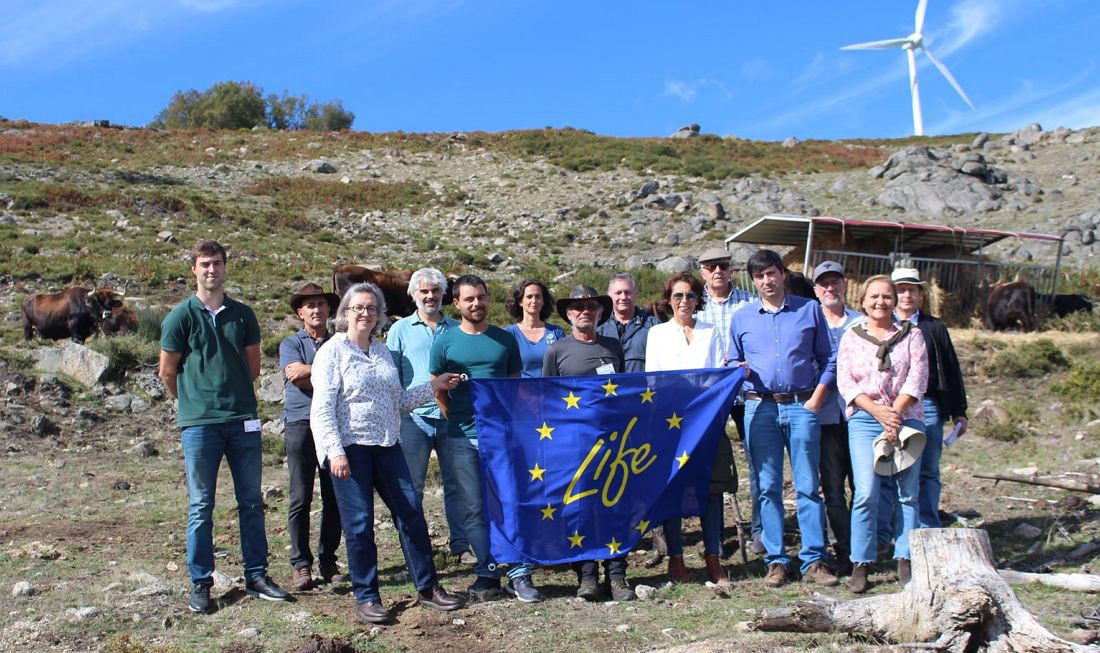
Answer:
[
  {"xmin": 972, "ymin": 398, "xmax": 1038, "ymax": 442},
  {"xmin": 88, "ymin": 335, "xmax": 160, "ymax": 381},
  {"xmin": 263, "ymin": 331, "xmax": 295, "ymax": 358},
  {"xmin": 0, "ymin": 348, "xmax": 34, "ymax": 371},
  {"xmin": 983, "ymin": 338, "xmax": 1069, "ymax": 378},
  {"xmin": 1043, "ymin": 310, "xmax": 1100, "ymax": 333},
  {"xmin": 134, "ymin": 307, "xmax": 167, "ymax": 343},
  {"xmin": 1050, "ymin": 361, "xmax": 1100, "ymax": 402}
]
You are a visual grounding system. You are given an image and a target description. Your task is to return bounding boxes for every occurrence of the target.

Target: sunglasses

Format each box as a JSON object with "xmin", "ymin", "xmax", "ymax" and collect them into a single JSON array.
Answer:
[
  {"xmin": 701, "ymin": 261, "xmax": 731, "ymax": 271},
  {"xmin": 671, "ymin": 292, "xmax": 699, "ymax": 302},
  {"xmin": 347, "ymin": 305, "xmax": 380, "ymax": 316}
]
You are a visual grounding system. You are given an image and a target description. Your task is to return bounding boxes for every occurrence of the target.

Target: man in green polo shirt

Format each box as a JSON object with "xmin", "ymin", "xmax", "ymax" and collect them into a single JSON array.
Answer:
[{"xmin": 158, "ymin": 239, "xmax": 290, "ymax": 614}]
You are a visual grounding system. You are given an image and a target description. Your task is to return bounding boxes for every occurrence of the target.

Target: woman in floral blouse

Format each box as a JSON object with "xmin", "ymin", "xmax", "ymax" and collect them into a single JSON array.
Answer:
[
  {"xmin": 836, "ymin": 275, "xmax": 928, "ymax": 594},
  {"xmin": 311, "ymin": 282, "xmax": 465, "ymax": 623}
]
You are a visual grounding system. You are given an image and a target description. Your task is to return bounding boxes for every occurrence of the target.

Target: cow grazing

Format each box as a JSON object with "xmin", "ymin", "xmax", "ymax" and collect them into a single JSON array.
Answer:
[
  {"xmin": 986, "ymin": 281, "xmax": 1036, "ymax": 332},
  {"xmin": 22, "ymin": 288, "xmax": 124, "ymax": 343},
  {"xmin": 101, "ymin": 305, "xmax": 138, "ymax": 337},
  {"xmin": 1051, "ymin": 293, "xmax": 1094, "ymax": 317},
  {"xmin": 332, "ymin": 265, "xmax": 454, "ymax": 320}
]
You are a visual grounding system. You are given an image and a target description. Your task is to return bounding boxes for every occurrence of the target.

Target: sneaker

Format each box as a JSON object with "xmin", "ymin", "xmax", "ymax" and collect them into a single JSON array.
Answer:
[
  {"xmin": 576, "ymin": 576, "xmax": 601, "ymax": 601},
  {"xmin": 458, "ymin": 551, "xmax": 478, "ymax": 566},
  {"xmin": 763, "ymin": 562, "xmax": 788, "ymax": 588},
  {"xmin": 751, "ymin": 537, "xmax": 766, "ymax": 555},
  {"xmin": 504, "ymin": 575, "xmax": 543, "ymax": 603},
  {"xmin": 466, "ymin": 576, "xmax": 502, "ymax": 601},
  {"xmin": 291, "ymin": 566, "xmax": 314, "ymax": 591},
  {"xmin": 897, "ymin": 558, "xmax": 912, "ymax": 586},
  {"xmin": 319, "ymin": 563, "xmax": 349, "ymax": 584},
  {"xmin": 804, "ymin": 561, "xmax": 839, "ymax": 587},
  {"xmin": 188, "ymin": 582, "xmax": 213, "ymax": 614},
  {"xmin": 245, "ymin": 575, "xmax": 291, "ymax": 602},
  {"xmin": 607, "ymin": 578, "xmax": 636, "ymax": 602}
]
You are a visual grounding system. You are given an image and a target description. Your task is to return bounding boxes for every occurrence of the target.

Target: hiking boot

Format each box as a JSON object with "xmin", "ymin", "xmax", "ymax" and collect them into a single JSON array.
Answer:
[
  {"xmin": 418, "ymin": 585, "xmax": 465, "ymax": 611},
  {"xmin": 897, "ymin": 558, "xmax": 912, "ymax": 586},
  {"xmin": 751, "ymin": 537, "xmax": 766, "ymax": 555},
  {"xmin": 763, "ymin": 562, "xmax": 788, "ymax": 588},
  {"xmin": 318, "ymin": 563, "xmax": 348, "ymax": 584},
  {"xmin": 705, "ymin": 554, "xmax": 732, "ymax": 587},
  {"xmin": 291, "ymin": 566, "xmax": 314, "ymax": 591},
  {"xmin": 667, "ymin": 554, "xmax": 691, "ymax": 584},
  {"xmin": 245, "ymin": 575, "xmax": 291, "ymax": 602},
  {"xmin": 458, "ymin": 551, "xmax": 478, "ymax": 566},
  {"xmin": 466, "ymin": 576, "xmax": 502, "ymax": 601},
  {"xmin": 607, "ymin": 578, "xmax": 636, "ymax": 601},
  {"xmin": 504, "ymin": 575, "xmax": 543, "ymax": 603},
  {"xmin": 847, "ymin": 563, "xmax": 870, "ymax": 594},
  {"xmin": 356, "ymin": 601, "xmax": 392, "ymax": 624},
  {"xmin": 188, "ymin": 582, "xmax": 213, "ymax": 614},
  {"xmin": 576, "ymin": 576, "xmax": 601, "ymax": 601},
  {"xmin": 804, "ymin": 561, "xmax": 839, "ymax": 587}
]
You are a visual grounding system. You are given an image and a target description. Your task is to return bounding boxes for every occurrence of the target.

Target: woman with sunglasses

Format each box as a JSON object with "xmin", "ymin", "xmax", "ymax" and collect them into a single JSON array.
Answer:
[
  {"xmin": 311, "ymin": 282, "xmax": 465, "ymax": 623},
  {"xmin": 644, "ymin": 272, "xmax": 734, "ymax": 587}
]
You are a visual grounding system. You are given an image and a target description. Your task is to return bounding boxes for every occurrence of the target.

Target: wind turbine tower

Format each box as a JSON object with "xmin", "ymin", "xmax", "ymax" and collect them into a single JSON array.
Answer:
[{"xmin": 841, "ymin": 0, "xmax": 974, "ymax": 136}]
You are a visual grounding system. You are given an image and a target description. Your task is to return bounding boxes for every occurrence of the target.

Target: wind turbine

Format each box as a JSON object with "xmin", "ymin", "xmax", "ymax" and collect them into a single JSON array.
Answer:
[{"xmin": 841, "ymin": 0, "xmax": 974, "ymax": 136}]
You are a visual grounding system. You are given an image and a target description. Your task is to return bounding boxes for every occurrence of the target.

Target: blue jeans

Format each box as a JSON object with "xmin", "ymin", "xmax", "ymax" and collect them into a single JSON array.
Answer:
[
  {"xmin": 664, "ymin": 494, "xmax": 724, "ymax": 556},
  {"xmin": 743, "ymin": 398, "xmax": 828, "ymax": 573},
  {"xmin": 400, "ymin": 414, "xmax": 470, "ymax": 554},
  {"xmin": 181, "ymin": 421, "xmax": 269, "ymax": 584},
  {"xmin": 876, "ymin": 398, "xmax": 943, "ymax": 544},
  {"xmin": 850, "ymin": 411, "xmax": 922, "ymax": 563},
  {"xmin": 327, "ymin": 443, "xmax": 438, "ymax": 605}
]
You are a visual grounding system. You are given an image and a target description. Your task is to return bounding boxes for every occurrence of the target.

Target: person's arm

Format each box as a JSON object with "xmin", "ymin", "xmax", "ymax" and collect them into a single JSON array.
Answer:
[
  {"xmin": 279, "ymin": 336, "xmax": 313, "ymax": 391},
  {"xmin": 309, "ymin": 346, "xmax": 348, "ymax": 477},
  {"xmin": 158, "ymin": 350, "xmax": 182, "ymax": 399},
  {"xmin": 428, "ymin": 336, "xmax": 451, "ymax": 418},
  {"xmin": 284, "ymin": 362, "xmax": 312, "ymax": 391},
  {"xmin": 430, "ymin": 374, "xmax": 451, "ymax": 418},
  {"xmin": 896, "ymin": 329, "xmax": 928, "ymax": 415},
  {"xmin": 245, "ymin": 343, "xmax": 261, "ymax": 381},
  {"xmin": 938, "ymin": 322, "xmax": 969, "ymax": 435}
]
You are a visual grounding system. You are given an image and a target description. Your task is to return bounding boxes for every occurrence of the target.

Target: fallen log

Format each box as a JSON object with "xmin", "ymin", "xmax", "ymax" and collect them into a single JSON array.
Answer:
[
  {"xmin": 750, "ymin": 528, "xmax": 1097, "ymax": 652},
  {"xmin": 974, "ymin": 473, "xmax": 1100, "ymax": 494},
  {"xmin": 999, "ymin": 569, "xmax": 1100, "ymax": 593}
]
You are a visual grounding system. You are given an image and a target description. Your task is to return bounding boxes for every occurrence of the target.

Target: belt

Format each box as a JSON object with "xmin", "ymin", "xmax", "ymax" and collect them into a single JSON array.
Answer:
[{"xmin": 745, "ymin": 391, "xmax": 813, "ymax": 404}]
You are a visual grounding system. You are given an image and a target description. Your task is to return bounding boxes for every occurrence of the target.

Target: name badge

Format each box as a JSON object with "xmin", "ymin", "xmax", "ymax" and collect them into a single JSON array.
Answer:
[
  {"xmin": 244, "ymin": 419, "xmax": 262, "ymax": 433},
  {"xmin": 595, "ymin": 363, "xmax": 616, "ymax": 375}
]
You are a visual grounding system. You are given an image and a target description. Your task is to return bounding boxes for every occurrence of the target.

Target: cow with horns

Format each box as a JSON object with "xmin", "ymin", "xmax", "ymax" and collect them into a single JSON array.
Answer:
[{"xmin": 21, "ymin": 287, "xmax": 125, "ymax": 343}]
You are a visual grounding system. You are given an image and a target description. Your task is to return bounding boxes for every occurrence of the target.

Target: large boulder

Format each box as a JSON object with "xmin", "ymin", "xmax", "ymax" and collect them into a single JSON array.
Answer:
[{"xmin": 33, "ymin": 343, "xmax": 109, "ymax": 387}]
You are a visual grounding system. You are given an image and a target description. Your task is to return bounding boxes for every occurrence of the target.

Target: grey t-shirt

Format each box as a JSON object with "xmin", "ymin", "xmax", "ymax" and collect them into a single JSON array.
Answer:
[{"xmin": 542, "ymin": 334, "xmax": 625, "ymax": 377}]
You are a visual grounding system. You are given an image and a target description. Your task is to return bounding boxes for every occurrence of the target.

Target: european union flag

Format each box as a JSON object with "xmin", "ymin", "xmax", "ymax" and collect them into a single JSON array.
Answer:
[{"xmin": 469, "ymin": 367, "xmax": 744, "ymax": 565}]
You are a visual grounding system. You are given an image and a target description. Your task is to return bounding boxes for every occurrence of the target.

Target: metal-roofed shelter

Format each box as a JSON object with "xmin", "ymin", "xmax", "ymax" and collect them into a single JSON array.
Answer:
[{"xmin": 725, "ymin": 215, "xmax": 1065, "ymax": 323}]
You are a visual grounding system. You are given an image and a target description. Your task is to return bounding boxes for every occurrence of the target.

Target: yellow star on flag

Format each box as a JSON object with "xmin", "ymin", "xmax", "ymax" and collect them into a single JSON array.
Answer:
[
  {"xmin": 541, "ymin": 504, "xmax": 556, "ymax": 520},
  {"xmin": 568, "ymin": 530, "xmax": 585, "ymax": 548},
  {"xmin": 640, "ymin": 387, "xmax": 655, "ymax": 404},
  {"xmin": 528, "ymin": 463, "xmax": 546, "ymax": 482},
  {"xmin": 676, "ymin": 451, "xmax": 690, "ymax": 468},
  {"xmin": 536, "ymin": 422, "xmax": 555, "ymax": 440},
  {"xmin": 635, "ymin": 520, "xmax": 650, "ymax": 536},
  {"xmin": 562, "ymin": 391, "xmax": 581, "ymax": 409},
  {"xmin": 666, "ymin": 412, "xmax": 683, "ymax": 429},
  {"xmin": 601, "ymin": 379, "xmax": 618, "ymax": 396},
  {"xmin": 607, "ymin": 537, "xmax": 622, "ymax": 555}
]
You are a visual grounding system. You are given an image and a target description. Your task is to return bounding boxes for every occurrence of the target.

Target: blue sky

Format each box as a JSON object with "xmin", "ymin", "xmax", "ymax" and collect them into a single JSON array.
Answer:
[{"xmin": 3, "ymin": 0, "xmax": 1100, "ymax": 140}]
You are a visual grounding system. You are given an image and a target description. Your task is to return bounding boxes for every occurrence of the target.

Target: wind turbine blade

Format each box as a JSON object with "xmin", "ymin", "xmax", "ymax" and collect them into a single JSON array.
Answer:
[
  {"xmin": 915, "ymin": 0, "xmax": 928, "ymax": 34},
  {"xmin": 840, "ymin": 37, "xmax": 911, "ymax": 50},
  {"xmin": 922, "ymin": 47, "xmax": 976, "ymax": 110},
  {"xmin": 908, "ymin": 48, "xmax": 923, "ymax": 136}
]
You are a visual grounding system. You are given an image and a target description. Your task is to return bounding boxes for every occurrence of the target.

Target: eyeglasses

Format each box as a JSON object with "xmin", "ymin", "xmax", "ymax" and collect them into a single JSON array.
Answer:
[
  {"xmin": 671, "ymin": 292, "xmax": 699, "ymax": 302},
  {"xmin": 347, "ymin": 305, "xmax": 380, "ymax": 316},
  {"xmin": 701, "ymin": 261, "xmax": 731, "ymax": 271},
  {"xmin": 569, "ymin": 301, "xmax": 601, "ymax": 312}
]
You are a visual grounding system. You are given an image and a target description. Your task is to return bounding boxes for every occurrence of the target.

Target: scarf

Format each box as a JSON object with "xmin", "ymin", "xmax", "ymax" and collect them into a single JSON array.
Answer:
[{"xmin": 851, "ymin": 321, "xmax": 912, "ymax": 372}]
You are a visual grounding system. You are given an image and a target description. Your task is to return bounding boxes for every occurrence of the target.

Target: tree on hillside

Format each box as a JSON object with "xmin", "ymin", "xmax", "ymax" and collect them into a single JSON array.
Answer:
[{"xmin": 152, "ymin": 81, "xmax": 354, "ymax": 131}]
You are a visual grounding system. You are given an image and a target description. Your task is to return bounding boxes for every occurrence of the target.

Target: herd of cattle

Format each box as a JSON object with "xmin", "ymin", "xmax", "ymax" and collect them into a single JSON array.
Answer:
[{"xmin": 18, "ymin": 265, "xmax": 1096, "ymax": 343}]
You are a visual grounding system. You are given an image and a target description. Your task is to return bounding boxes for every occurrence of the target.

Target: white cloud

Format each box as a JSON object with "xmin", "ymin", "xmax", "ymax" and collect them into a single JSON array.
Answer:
[
  {"xmin": 664, "ymin": 79, "xmax": 698, "ymax": 103},
  {"xmin": 662, "ymin": 78, "xmax": 732, "ymax": 105}
]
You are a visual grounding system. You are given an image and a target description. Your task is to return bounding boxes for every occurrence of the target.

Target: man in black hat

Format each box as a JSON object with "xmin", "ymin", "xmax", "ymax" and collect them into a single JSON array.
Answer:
[
  {"xmin": 280, "ymin": 282, "xmax": 346, "ymax": 591},
  {"xmin": 542, "ymin": 286, "xmax": 634, "ymax": 601}
]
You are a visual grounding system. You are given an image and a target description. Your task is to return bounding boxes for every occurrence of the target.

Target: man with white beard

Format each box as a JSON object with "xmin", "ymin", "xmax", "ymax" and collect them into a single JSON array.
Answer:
[{"xmin": 386, "ymin": 268, "xmax": 471, "ymax": 563}]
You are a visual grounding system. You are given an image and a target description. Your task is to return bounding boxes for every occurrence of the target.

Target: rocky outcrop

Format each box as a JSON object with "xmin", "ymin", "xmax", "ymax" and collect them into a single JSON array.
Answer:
[{"xmin": 32, "ymin": 343, "xmax": 109, "ymax": 387}]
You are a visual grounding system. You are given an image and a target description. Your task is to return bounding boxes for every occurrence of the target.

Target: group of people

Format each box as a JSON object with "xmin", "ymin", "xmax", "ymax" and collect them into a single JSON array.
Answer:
[{"xmin": 158, "ymin": 237, "xmax": 967, "ymax": 625}]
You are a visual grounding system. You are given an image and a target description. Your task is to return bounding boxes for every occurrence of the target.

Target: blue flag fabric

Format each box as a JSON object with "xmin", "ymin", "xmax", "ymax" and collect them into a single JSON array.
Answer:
[{"xmin": 469, "ymin": 366, "xmax": 744, "ymax": 566}]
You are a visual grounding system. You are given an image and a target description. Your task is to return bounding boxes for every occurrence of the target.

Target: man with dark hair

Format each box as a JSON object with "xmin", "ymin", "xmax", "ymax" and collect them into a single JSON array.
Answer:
[
  {"xmin": 159, "ymin": 239, "xmax": 290, "ymax": 613},
  {"xmin": 730, "ymin": 249, "xmax": 838, "ymax": 589},
  {"xmin": 543, "ymin": 285, "xmax": 635, "ymax": 602},
  {"xmin": 597, "ymin": 272, "xmax": 658, "ymax": 372},
  {"xmin": 428, "ymin": 275, "xmax": 542, "ymax": 603}
]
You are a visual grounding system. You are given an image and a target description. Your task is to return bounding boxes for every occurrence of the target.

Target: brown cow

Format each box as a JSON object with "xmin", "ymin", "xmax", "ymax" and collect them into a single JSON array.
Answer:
[
  {"xmin": 22, "ymin": 288, "xmax": 123, "ymax": 343},
  {"xmin": 986, "ymin": 281, "xmax": 1036, "ymax": 332},
  {"xmin": 101, "ymin": 305, "xmax": 138, "ymax": 337},
  {"xmin": 332, "ymin": 265, "xmax": 455, "ymax": 320}
]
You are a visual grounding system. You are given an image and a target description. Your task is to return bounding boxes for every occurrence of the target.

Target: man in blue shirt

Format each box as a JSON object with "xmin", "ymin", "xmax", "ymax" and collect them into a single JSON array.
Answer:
[
  {"xmin": 811, "ymin": 261, "xmax": 863, "ymax": 578},
  {"xmin": 386, "ymin": 268, "xmax": 470, "ymax": 564},
  {"xmin": 730, "ymin": 250, "xmax": 838, "ymax": 588},
  {"xmin": 597, "ymin": 273, "xmax": 658, "ymax": 373}
]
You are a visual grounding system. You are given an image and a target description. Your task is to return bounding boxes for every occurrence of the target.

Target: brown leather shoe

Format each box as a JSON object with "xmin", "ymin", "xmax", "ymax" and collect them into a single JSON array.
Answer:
[
  {"xmin": 804, "ymin": 561, "xmax": 839, "ymax": 587},
  {"xmin": 418, "ymin": 585, "xmax": 465, "ymax": 612},
  {"xmin": 356, "ymin": 601, "xmax": 392, "ymax": 624},
  {"xmin": 763, "ymin": 562, "xmax": 788, "ymax": 588},
  {"xmin": 291, "ymin": 566, "xmax": 314, "ymax": 591},
  {"xmin": 846, "ymin": 563, "xmax": 870, "ymax": 594},
  {"xmin": 704, "ymin": 554, "xmax": 732, "ymax": 587},
  {"xmin": 319, "ymin": 564, "xmax": 349, "ymax": 584},
  {"xmin": 897, "ymin": 558, "xmax": 912, "ymax": 586},
  {"xmin": 667, "ymin": 554, "xmax": 691, "ymax": 584}
]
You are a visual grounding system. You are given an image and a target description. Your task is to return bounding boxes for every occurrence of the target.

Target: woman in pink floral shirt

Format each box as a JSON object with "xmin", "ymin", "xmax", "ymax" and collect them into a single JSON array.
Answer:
[{"xmin": 836, "ymin": 275, "xmax": 928, "ymax": 594}]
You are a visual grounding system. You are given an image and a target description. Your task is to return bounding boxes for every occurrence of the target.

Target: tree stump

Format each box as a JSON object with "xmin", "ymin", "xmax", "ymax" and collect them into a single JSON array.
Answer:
[{"xmin": 751, "ymin": 528, "xmax": 1097, "ymax": 652}]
